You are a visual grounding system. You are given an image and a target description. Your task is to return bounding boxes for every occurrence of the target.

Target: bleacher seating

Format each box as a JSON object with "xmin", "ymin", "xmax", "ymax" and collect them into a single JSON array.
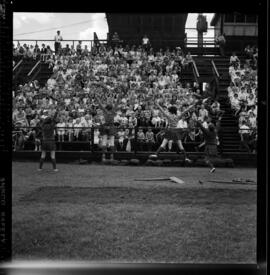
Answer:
[{"xmin": 12, "ymin": 39, "xmax": 257, "ymax": 165}]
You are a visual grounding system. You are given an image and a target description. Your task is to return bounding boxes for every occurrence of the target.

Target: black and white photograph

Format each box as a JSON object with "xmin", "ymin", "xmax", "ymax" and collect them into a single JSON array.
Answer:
[{"xmin": 0, "ymin": 4, "xmax": 267, "ymax": 273}]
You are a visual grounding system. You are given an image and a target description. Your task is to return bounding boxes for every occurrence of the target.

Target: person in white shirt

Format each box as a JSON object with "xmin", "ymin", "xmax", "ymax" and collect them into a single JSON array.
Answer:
[
  {"xmin": 54, "ymin": 30, "xmax": 63, "ymax": 55},
  {"xmin": 56, "ymin": 117, "xmax": 66, "ymax": 142},
  {"xmin": 230, "ymin": 52, "xmax": 240, "ymax": 67},
  {"xmin": 198, "ymin": 104, "xmax": 209, "ymax": 121},
  {"xmin": 239, "ymin": 121, "xmax": 251, "ymax": 152},
  {"xmin": 73, "ymin": 118, "xmax": 82, "ymax": 140},
  {"xmin": 247, "ymin": 93, "xmax": 256, "ymax": 108},
  {"xmin": 248, "ymin": 105, "xmax": 257, "ymax": 117},
  {"xmin": 116, "ymin": 128, "xmax": 125, "ymax": 151},
  {"xmin": 177, "ymin": 117, "xmax": 188, "ymax": 129},
  {"xmin": 230, "ymin": 94, "xmax": 241, "ymax": 115},
  {"xmin": 93, "ymin": 128, "xmax": 101, "ymax": 149},
  {"xmin": 248, "ymin": 112, "xmax": 257, "ymax": 130},
  {"xmin": 142, "ymin": 35, "xmax": 150, "ymax": 51},
  {"xmin": 238, "ymin": 87, "xmax": 248, "ymax": 102}
]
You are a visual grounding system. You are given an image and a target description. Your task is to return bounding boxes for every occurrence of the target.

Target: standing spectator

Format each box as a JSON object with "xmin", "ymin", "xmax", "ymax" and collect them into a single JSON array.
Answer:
[
  {"xmin": 111, "ymin": 32, "xmax": 120, "ymax": 48},
  {"xmin": 142, "ymin": 34, "xmax": 150, "ymax": 52},
  {"xmin": 215, "ymin": 33, "xmax": 226, "ymax": 56},
  {"xmin": 40, "ymin": 43, "xmax": 47, "ymax": 61},
  {"xmin": 76, "ymin": 41, "xmax": 82, "ymax": 56},
  {"xmin": 54, "ymin": 30, "xmax": 63, "ymax": 55}
]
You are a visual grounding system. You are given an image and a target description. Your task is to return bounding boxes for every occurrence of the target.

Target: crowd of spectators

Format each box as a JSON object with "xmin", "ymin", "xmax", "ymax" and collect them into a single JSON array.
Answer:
[
  {"xmin": 13, "ymin": 42, "xmax": 54, "ymax": 65},
  {"xmin": 227, "ymin": 46, "xmax": 258, "ymax": 153},
  {"xmin": 13, "ymin": 40, "xmax": 224, "ymax": 152}
]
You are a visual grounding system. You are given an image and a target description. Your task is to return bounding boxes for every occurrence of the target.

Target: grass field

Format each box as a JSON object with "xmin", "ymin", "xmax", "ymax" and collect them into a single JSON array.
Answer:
[{"xmin": 12, "ymin": 161, "xmax": 257, "ymax": 263}]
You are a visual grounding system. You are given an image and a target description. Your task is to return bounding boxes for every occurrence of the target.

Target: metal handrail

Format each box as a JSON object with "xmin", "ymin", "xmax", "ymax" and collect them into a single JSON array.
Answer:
[
  {"xmin": 13, "ymin": 59, "xmax": 23, "ymax": 71},
  {"xmin": 27, "ymin": 60, "xmax": 41, "ymax": 77},
  {"xmin": 211, "ymin": 60, "xmax": 220, "ymax": 78},
  {"xmin": 192, "ymin": 60, "xmax": 200, "ymax": 81}
]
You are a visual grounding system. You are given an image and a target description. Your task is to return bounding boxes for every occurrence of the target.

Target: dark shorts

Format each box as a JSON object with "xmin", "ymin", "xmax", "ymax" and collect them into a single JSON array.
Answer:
[
  {"xmin": 164, "ymin": 129, "xmax": 186, "ymax": 142},
  {"xmin": 205, "ymin": 144, "xmax": 218, "ymax": 157},
  {"xmin": 41, "ymin": 140, "xmax": 56, "ymax": 151},
  {"xmin": 100, "ymin": 125, "xmax": 117, "ymax": 136}
]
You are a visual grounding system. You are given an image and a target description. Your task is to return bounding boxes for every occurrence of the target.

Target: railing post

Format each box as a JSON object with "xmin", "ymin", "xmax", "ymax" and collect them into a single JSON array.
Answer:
[
  {"xmin": 134, "ymin": 126, "xmax": 138, "ymax": 156},
  {"xmin": 91, "ymin": 127, "xmax": 94, "ymax": 154}
]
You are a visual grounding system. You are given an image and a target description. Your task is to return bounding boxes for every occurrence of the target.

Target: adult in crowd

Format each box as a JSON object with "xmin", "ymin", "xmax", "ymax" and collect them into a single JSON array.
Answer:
[
  {"xmin": 13, "ymin": 40, "xmax": 225, "ymax": 157},
  {"xmin": 54, "ymin": 30, "xmax": 63, "ymax": 55},
  {"xmin": 215, "ymin": 33, "xmax": 226, "ymax": 56},
  {"xmin": 142, "ymin": 34, "xmax": 150, "ymax": 52}
]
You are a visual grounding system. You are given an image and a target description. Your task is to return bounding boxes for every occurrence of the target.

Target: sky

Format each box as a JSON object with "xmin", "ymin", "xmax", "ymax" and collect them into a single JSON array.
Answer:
[{"xmin": 13, "ymin": 13, "xmax": 214, "ymax": 46}]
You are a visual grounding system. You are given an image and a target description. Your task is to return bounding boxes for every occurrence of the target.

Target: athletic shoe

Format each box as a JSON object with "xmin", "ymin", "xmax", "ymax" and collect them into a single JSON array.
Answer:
[
  {"xmin": 210, "ymin": 167, "xmax": 216, "ymax": 173},
  {"xmin": 37, "ymin": 168, "xmax": 42, "ymax": 171},
  {"xmin": 185, "ymin": 158, "xmax": 192, "ymax": 163},
  {"xmin": 53, "ymin": 169, "xmax": 59, "ymax": 172},
  {"xmin": 149, "ymin": 154, "xmax": 158, "ymax": 159}
]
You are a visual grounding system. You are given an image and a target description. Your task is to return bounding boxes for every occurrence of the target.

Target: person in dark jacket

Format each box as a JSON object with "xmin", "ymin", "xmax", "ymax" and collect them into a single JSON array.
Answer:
[
  {"xmin": 196, "ymin": 120, "xmax": 218, "ymax": 173},
  {"xmin": 38, "ymin": 111, "xmax": 59, "ymax": 171}
]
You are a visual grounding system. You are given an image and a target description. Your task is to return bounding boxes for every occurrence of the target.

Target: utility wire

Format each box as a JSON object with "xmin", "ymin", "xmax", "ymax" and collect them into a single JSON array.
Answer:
[{"xmin": 14, "ymin": 18, "xmax": 102, "ymax": 36}]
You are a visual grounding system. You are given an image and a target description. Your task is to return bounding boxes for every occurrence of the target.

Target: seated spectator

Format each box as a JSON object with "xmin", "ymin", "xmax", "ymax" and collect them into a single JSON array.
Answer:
[
  {"xmin": 230, "ymin": 93, "xmax": 241, "ymax": 115},
  {"xmin": 247, "ymin": 111, "xmax": 257, "ymax": 131},
  {"xmin": 230, "ymin": 52, "xmax": 240, "ymax": 67},
  {"xmin": 239, "ymin": 120, "xmax": 252, "ymax": 152},
  {"xmin": 198, "ymin": 104, "xmax": 209, "ymax": 121},
  {"xmin": 73, "ymin": 118, "xmax": 82, "ymax": 140},
  {"xmin": 145, "ymin": 127, "xmax": 155, "ymax": 152},
  {"xmin": 93, "ymin": 127, "xmax": 101, "ymax": 149},
  {"xmin": 13, "ymin": 107, "xmax": 29, "ymax": 126},
  {"xmin": 137, "ymin": 127, "xmax": 146, "ymax": 151},
  {"xmin": 244, "ymin": 45, "xmax": 253, "ymax": 59},
  {"xmin": 116, "ymin": 128, "xmax": 125, "ymax": 151},
  {"xmin": 56, "ymin": 117, "xmax": 66, "ymax": 142},
  {"xmin": 182, "ymin": 52, "xmax": 193, "ymax": 68}
]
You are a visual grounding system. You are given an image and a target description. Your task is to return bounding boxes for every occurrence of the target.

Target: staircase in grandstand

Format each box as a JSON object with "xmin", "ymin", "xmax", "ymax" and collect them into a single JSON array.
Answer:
[
  {"xmin": 30, "ymin": 62, "xmax": 54, "ymax": 86},
  {"xmin": 12, "ymin": 41, "xmax": 256, "ymax": 165},
  {"xmin": 13, "ymin": 58, "xmax": 36, "ymax": 88},
  {"xmin": 212, "ymin": 55, "xmax": 247, "ymax": 154},
  {"xmin": 192, "ymin": 54, "xmax": 254, "ymax": 157},
  {"xmin": 13, "ymin": 58, "xmax": 53, "ymax": 88}
]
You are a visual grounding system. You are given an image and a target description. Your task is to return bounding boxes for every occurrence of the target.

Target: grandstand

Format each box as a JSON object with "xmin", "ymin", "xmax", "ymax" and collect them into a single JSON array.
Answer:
[{"xmin": 12, "ymin": 13, "xmax": 257, "ymax": 167}]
